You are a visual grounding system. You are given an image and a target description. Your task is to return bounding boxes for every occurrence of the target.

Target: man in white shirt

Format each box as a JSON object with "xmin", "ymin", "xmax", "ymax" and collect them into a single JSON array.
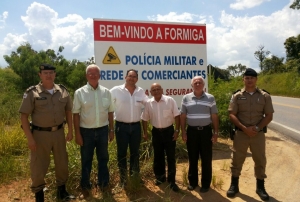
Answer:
[
  {"xmin": 141, "ymin": 83, "xmax": 180, "ymax": 192},
  {"xmin": 110, "ymin": 69, "xmax": 148, "ymax": 186},
  {"xmin": 73, "ymin": 64, "xmax": 114, "ymax": 199}
]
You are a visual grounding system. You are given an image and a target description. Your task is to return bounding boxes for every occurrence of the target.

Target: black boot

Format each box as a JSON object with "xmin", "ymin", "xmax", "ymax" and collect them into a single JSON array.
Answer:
[
  {"xmin": 227, "ymin": 176, "xmax": 239, "ymax": 198},
  {"xmin": 57, "ymin": 185, "xmax": 75, "ymax": 201},
  {"xmin": 35, "ymin": 189, "xmax": 44, "ymax": 202},
  {"xmin": 256, "ymin": 179, "xmax": 269, "ymax": 201}
]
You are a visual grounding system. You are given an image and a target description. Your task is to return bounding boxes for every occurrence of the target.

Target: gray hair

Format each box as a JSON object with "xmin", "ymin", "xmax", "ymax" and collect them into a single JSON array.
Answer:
[
  {"xmin": 86, "ymin": 64, "xmax": 101, "ymax": 74},
  {"xmin": 191, "ymin": 76, "xmax": 205, "ymax": 85}
]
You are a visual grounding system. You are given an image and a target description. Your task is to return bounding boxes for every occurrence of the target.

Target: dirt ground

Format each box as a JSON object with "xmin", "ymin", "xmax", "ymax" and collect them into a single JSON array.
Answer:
[{"xmin": 1, "ymin": 129, "xmax": 299, "ymax": 202}]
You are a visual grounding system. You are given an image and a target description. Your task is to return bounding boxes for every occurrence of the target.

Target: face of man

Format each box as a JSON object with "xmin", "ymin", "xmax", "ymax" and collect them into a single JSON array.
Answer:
[
  {"xmin": 86, "ymin": 67, "xmax": 100, "ymax": 87},
  {"xmin": 150, "ymin": 84, "xmax": 163, "ymax": 100},
  {"xmin": 243, "ymin": 76, "xmax": 257, "ymax": 89},
  {"xmin": 125, "ymin": 71, "xmax": 138, "ymax": 86},
  {"xmin": 191, "ymin": 77, "xmax": 204, "ymax": 93},
  {"xmin": 39, "ymin": 70, "xmax": 56, "ymax": 84}
]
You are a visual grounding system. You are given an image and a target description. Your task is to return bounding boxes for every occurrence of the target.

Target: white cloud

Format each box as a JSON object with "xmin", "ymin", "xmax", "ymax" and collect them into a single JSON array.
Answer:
[
  {"xmin": 148, "ymin": 12, "xmax": 206, "ymax": 23},
  {"xmin": 230, "ymin": 0, "xmax": 270, "ymax": 10},
  {"xmin": 0, "ymin": 2, "xmax": 93, "ymax": 67},
  {"xmin": 0, "ymin": 11, "xmax": 8, "ymax": 29}
]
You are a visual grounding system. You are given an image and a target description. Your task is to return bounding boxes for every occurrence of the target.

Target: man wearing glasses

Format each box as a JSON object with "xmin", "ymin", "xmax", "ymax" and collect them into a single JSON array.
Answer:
[{"xmin": 110, "ymin": 69, "xmax": 148, "ymax": 187}]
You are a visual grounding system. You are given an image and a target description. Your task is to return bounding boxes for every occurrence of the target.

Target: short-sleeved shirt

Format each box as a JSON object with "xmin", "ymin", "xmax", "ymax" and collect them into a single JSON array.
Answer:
[
  {"xmin": 110, "ymin": 84, "xmax": 148, "ymax": 123},
  {"xmin": 228, "ymin": 87, "xmax": 274, "ymax": 126},
  {"xmin": 19, "ymin": 82, "xmax": 72, "ymax": 127},
  {"xmin": 181, "ymin": 92, "xmax": 218, "ymax": 126},
  {"xmin": 141, "ymin": 95, "xmax": 180, "ymax": 128},
  {"xmin": 72, "ymin": 82, "xmax": 114, "ymax": 128}
]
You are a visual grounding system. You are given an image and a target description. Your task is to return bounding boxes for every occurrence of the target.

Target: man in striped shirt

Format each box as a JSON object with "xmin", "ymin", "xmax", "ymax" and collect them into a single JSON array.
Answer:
[{"xmin": 180, "ymin": 76, "xmax": 219, "ymax": 193}]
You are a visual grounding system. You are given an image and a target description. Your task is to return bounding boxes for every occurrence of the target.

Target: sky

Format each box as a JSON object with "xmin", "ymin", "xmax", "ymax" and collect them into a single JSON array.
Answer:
[{"xmin": 0, "ymin": 0, "xmax": 299, "ymax": 71}]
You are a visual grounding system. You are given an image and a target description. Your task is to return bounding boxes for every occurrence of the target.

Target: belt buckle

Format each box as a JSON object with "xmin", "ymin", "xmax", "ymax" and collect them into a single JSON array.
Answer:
[
  {"xmin": 197, "ymin": 126, "xmax": 203, "ymax": 130},
  {"xmin": 51, "ymin": 126, "xmax": 58, "ymax": 132}
]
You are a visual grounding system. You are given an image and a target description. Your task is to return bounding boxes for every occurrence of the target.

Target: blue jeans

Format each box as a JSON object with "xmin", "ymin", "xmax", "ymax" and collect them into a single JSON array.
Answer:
[
  {"xmin": 80, "ymin": 126, "xmax": 109, "ymax": 189},
  {"xmin": 115, "ymin": 121, "xmax": 141, "ymax": 182}
]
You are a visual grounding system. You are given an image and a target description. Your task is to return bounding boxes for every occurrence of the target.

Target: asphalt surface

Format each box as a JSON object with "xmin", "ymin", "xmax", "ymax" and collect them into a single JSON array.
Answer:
[{"xmin": 269, "ymin": 95, "xmax": 300, "ymax": 142}]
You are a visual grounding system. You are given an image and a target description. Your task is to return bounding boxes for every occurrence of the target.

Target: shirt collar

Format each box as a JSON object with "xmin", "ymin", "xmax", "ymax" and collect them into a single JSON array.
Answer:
[
  {"xmin": 87, "ymin": 82, "xmax": 99, "ymax": 90},
  {"xmin": 150, "ymin": 95, "xmax": 166, "ymax": 103}
]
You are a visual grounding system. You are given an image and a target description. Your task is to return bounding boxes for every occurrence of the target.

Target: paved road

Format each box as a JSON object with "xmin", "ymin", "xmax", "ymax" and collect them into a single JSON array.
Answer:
[{"xmin": 269, "ymin": 96, "xmax": 300, "ymax": 142}]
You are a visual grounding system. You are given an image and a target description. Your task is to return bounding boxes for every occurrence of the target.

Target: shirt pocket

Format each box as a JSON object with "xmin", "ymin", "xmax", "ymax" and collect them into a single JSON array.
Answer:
[
  {"xmin": 237, "ymin": 99, "xmax": 248, "ymax": 112},
  {"xmin": 135, "ymin": 96, "xmax": 143, "ymax": 106},
  {"xmin": 163, "ymin": 109, "xmax": 172, "ymax": 118},
  {"xmin": 35, "ymin": 99, "xmax": 48, "ymax": 112},
  {"xmin": 102, "ymin": 98, "xmax": 109, "ymax": 108},
  {"xmin": 256, "ymin": 95, "xmax": 265, "ymax": 112}
]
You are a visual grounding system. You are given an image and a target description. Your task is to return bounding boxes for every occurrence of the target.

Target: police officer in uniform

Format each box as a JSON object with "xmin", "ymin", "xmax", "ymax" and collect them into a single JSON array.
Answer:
[
  {"xmin": 19, "ymin": 64, "xmax": 75, "ymax": 202},
  {"xmin": 227, "ymin": 68, "xmax": 274, "ymax": 201}
]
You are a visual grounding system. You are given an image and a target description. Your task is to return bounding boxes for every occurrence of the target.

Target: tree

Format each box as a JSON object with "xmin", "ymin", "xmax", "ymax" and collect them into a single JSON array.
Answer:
[
  {"xmin": 290, "ymin": 0, "xmax": 300, "ymax": 9},
  {"xmin": 227, "ymin": 63, "xmax": 247, "ymax": 77},
  {"xmin": 262, "ymin": 55, "xmax": 285, "ymax": 73},
  {"xmin": 284, "ymin": 34, "xmax": 300, "ymax": 61},
  {"xmin": 254, "ymin": 45, "xmax": 270, "ymax": 71}
]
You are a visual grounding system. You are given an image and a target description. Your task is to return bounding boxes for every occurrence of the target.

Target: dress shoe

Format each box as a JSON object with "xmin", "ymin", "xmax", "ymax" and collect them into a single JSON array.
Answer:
[
  {"xmin": 187, "ymin": 185, "xmax": 196, "ymax": 191},
  {"xmin": 170, "ymin": 183, "xmax": 180, "ymax": 192},
  {"xmin": 200, "ymin": 187, "xmax": 210, "ymax": 193}
]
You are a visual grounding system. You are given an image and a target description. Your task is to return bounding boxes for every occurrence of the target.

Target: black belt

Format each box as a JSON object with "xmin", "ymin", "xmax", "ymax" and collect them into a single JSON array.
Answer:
[
  {"xmin": 236, "ymin": 127, "xmax": 262, "ymax": 132},
  {"xmin": 153, "ymin": 125, "xmax": 173, "ymax": 132},
  {"xmin": 116, "ymin": 121, "xmax": 140, "ymax": 125},
  {"xmin": 188, "ymin": 125, "xmax": 211, "ymax": 130},
  {"xmin": 32, "ymin": 123, "xmax": 64, "ymax": 132}
]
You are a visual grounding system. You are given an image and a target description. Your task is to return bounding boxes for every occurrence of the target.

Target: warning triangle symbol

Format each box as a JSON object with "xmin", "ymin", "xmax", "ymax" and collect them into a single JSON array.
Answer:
[{"xmin": 102, "ymin": 46, "xmax": 121, "ymax": 64}]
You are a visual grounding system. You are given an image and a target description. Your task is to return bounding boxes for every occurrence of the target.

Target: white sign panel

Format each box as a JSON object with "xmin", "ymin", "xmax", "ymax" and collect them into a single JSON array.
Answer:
[{"xmin": 94, "ymin": 19, "xmax": 207, "ymax": 106}]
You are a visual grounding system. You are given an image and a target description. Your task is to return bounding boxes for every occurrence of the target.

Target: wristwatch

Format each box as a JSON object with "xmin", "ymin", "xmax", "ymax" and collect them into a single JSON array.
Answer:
[{"xmin": 255, "ymin": 125, "xmax": 260, "ymax": 132}]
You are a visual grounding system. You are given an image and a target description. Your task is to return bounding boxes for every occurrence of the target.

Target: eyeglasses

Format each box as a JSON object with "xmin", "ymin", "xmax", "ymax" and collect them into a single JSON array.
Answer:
[{"xmin": 193, "ymin": 82, "xmax": 204, "ymax": 85}]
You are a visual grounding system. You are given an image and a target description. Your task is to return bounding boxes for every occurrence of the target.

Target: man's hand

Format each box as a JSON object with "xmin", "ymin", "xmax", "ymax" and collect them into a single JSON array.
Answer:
[
  {"xmin": 211, "ymin": 134, "xmax": 218, "ymax": 144},
  {"xmin": 182, "ymin": 131, "xmax": 187, "ymax": 142},
  {"xmin": 109, "ymin": 131, "xmax": 114, "ymax": 142},
  {"xmin": 65, "ymin": 131, "xmax": 73, "ymax": 142},
  {"xmin": 243, "ymin": 126, "xmax": 258, "ymax": 137},
  {"xmin": 172, "ymin": 132, "xmax": 178, "ymax": 141},
  {"xmin": 27, "ymin": 136, "xmax": 37, "ymax": 151},
  {"xmin": 143, "ymin": 131, "xmax": 148, "ymax": 141},
  {"xmin": 75, "ymin": 133, "xmax": 83, "ymax": 146}
]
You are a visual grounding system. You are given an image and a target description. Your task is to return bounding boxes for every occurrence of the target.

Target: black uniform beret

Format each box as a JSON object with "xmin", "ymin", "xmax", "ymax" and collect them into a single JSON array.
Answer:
[
  {"xmin": 39, "ymin": 64, "xmax": 56, "ymax": 71},
  {"xmin": 243, "ymin": 68, "xmax": 257, "ymax": 77}
]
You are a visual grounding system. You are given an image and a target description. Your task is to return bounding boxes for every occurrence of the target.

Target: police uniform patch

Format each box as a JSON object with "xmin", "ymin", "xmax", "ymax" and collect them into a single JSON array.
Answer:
[
  {"xmin": 237, "ymin": 97, "xmax": 247, "ymax": 100},
  {"xmin": 23, "ymin": 93, "xmax": 27, "ymax": 99}
]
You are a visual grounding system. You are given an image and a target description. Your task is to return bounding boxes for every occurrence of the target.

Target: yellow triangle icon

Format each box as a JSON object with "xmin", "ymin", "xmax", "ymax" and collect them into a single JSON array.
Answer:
[{"xmin": 102, "ymin": 46, "xmax": 121, "ymax": 64}]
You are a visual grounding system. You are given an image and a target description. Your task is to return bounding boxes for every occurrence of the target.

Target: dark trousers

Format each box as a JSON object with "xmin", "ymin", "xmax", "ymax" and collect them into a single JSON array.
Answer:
[
  {"xmin": 186, "ymin": 126, "xmax": 212, "ymax": 188},
  {"xmin": 152, "ymin": 125, "xmax": 176, "ymax": 183},
  {"xmin": 80, "ymin": 126, "xmax": 109, "ymax": 189},
  {"xmin": 115, "ymin": 121, "xmax": 141, "ymax": 182}
]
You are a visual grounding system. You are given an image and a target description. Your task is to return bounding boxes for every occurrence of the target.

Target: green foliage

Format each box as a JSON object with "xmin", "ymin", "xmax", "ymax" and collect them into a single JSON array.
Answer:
[
  {"xmin": 0, "ymin": 68, "xmax": 22, "ymax": 124},
  {"xmin": 209, "ymin": 77, "xmax": 243, "ymax": 137},
  {"xmin": 261, "ymin": 55, "xmax": 285, "ymax": 74},
  {"xmin": 284, "ymin": 34, "xmax": 300, "ymax": 61},
  {"xmin": 254, "ymin": 45, "xmax": 270, "ymax": 71},
  {"xmin": 290, "ymin": 0, "xmax": 300, "ymax": 9},
  {"xmin": 227, "ymin": 63, "xmax": 247, "ymax": 77},
  {"xmin": 257, "ymin": 72, "xmax": 300, "ymax": 97},
  {"xmin": 0, "ymin": 122, "xmax": 29, "ymax": 183}
]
